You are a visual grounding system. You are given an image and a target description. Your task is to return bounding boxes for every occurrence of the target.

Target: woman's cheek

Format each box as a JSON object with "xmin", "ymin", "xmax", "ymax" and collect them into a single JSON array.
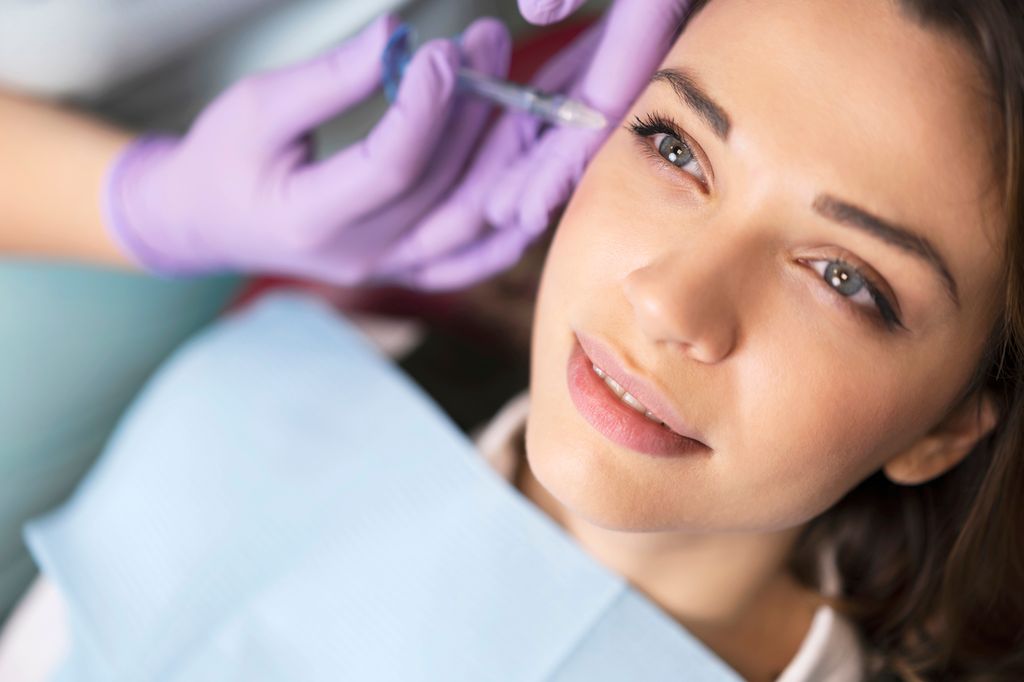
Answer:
[
  {"xmin": 753, "ymin": 347, "xmax": 909, "ymax": 518},
  {"xmin": 561, "ymin": 149, "xmax": 687, "ymax": 273},
  {"xmin": 696, "ymin": 286, "xmax": 904, "ymax": 525},
  {"xmin": 555, "ymin": 166, "xmax": 637, "ymax": 271}
]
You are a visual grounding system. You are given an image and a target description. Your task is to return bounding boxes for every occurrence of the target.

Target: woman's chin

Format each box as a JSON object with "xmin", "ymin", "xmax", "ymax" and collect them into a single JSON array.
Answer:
[{"xmin": 523, "ymin": 420, "xmax": 692, "ymax": 534}]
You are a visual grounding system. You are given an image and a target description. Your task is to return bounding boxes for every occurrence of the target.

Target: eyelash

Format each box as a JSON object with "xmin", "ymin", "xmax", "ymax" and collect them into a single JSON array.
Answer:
[
  {"xmin": 628, "ymin": 112, "xmax": 710, "ymax": 191},
  {"xmin": 627, "ymin": 111, "xmax": 907, "ymax": 334},
  {"xmin": 802, "ymin": 256, "xmax": 906, "ymax": 333}
]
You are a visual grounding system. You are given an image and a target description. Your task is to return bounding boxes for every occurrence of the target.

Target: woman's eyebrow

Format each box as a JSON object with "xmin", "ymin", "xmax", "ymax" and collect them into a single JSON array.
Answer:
[
  {"xmin": 652, "ymin": 68, "xmax": 731, "ymax": 140},
  {"xmin": 813, "ymin": 195, "xmax": 961, "ymax": 308}
]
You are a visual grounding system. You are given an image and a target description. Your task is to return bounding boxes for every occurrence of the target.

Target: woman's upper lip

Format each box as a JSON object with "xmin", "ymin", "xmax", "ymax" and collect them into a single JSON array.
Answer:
[{"xmin": 575, "ymin": 330, "xmax": 709, "ymax": 447}]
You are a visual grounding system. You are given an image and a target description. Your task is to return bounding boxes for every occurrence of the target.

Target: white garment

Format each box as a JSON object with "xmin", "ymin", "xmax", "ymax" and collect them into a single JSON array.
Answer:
[{"xmin": 472, "ymin": 391, "xmax": 867, "ymax": 682}]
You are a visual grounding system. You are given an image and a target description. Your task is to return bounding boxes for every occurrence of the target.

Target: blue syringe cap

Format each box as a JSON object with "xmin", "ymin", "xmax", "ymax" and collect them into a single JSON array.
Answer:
[{"xmin": 381, "ymin": 23, "xmax": 416, "ymax": 102}]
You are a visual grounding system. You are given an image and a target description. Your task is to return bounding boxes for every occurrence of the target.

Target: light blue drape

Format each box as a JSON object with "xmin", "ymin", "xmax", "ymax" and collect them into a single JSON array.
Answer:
[{"xmin": 26, "ymin": 293, "xmax": 741, "ymax": 681}]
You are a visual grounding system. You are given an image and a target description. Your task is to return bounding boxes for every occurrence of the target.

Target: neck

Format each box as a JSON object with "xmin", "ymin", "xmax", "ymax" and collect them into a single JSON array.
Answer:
[{"xmin": 516, "ymin": 458, "xmax": 822, "ymax": 681}]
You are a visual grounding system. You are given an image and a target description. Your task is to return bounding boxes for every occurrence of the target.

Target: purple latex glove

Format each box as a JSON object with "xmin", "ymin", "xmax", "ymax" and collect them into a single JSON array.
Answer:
[
  {"xmin": 373, "ymin": 0, "xmax": 691, "ymax": 291},
  {"xmin": 103, "ymin": 14, "xmax": 516, "ymax": 285}
]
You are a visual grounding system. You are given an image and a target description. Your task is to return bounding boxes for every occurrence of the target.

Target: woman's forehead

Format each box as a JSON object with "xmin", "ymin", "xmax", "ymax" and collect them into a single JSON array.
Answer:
[{"xmin": 659, "ymin": 0, "xmax": 1005, "ymax": 312}]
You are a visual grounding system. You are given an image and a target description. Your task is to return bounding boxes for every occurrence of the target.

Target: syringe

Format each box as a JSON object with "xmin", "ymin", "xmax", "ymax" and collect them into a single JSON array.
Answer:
[{"xmin": 382, "ymin": 23, "xmax": 608, "ymax": 130}]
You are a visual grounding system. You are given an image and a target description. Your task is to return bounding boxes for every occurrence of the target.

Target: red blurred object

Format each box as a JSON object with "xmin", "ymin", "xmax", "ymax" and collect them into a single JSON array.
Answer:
[{"xmin": 507, "ymin": 18, "xmax": 593, "ymax": 83}]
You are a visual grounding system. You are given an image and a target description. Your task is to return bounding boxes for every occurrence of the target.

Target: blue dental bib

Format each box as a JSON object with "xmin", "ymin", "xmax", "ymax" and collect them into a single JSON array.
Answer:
[{"xmin": 26, "ymin": 293, "xmax": 740, "ymax": 682}]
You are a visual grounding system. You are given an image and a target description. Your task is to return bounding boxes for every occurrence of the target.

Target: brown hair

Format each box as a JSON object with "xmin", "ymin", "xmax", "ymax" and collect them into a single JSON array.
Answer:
[{"xmin": 665, "ymin": 0, "xmax": 1024, "ymax": 678}]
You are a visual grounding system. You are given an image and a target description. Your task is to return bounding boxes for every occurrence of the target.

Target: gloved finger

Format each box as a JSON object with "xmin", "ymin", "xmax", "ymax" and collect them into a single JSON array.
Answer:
[
  {"xmin": 515, "ymin": 127, "xmax": 607, "ymax": 236},
  {"xmin": 391, "ymin": 226, "xmax": 534, "ymax": 292},
  {"xmin": 576, "ymin": 0, "xmax": 691, "ymax": 116},
  {"xmin": 364, "ymin": 17, "xmax": 515, "ymax": 274},
  {"xmin": 484, "ymin": 148, "xmax": 538, "ymax": 229},
  {"xmin": 518, "ymin": 0, "xmax": 588, "ymax": 25},
  {"xmin": 288, "ymin": 38, "xmax": 461, "ymax": 243},
  {"xmin": 253, "ymin": 13, "xmax": 401, "ymax": 146},
  {"xmin": 487, "ymin": 124, "xmax": 588, "ymax": 235},
  {"xmin": 370, "ymin": 112, "xmax": 533, "ymax": 279},
  {"xmin": 485, "ymin": 21, "xmax": 602, "ymax": 230},
  {"xmin": 462, "ymin": 16, "xmax": 513, "ymax": 78}
]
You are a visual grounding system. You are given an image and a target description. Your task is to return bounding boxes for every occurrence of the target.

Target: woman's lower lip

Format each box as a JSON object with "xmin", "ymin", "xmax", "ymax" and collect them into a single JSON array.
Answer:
[{"xmin": 566, "ymin": 338, "xmax": 709, "ymax": 458}]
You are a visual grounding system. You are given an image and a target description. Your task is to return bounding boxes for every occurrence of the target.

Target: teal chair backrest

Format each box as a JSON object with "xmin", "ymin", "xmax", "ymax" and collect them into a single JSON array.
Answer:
[{"xmin": 0, "ymin": 261, "xmax": 240, "ymax": 623}]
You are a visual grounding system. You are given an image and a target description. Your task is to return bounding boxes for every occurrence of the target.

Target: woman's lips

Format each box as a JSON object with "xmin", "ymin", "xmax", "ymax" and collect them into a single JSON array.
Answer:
[
  {"xmin": 574, "ymin": 331, "xmax": 709, "ymax": 445},
  {"xmin": 566, "ymin": 336, "xmax": 710, "ymax": 458}
]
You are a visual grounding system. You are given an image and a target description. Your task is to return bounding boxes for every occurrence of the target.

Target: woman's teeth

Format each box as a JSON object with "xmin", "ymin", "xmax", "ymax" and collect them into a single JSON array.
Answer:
[{"xmin": 591, "ymin": 363, "xmax": 667, "ymax": 426}]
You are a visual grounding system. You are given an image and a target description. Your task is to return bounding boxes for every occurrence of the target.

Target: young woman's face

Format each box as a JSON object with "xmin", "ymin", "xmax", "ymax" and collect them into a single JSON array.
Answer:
[{"xmin": 526, "ymin": 0, "xmax": 1005, "ymax": 533}]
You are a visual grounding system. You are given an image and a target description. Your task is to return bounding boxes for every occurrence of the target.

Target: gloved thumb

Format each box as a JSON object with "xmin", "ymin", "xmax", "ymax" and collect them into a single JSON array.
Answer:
[
  {"xmin": 518, "ymin": 0, "xmax": 587, "ymax": 25},
  {"xmin": 247, "ymin": 13, "xmax": 401, "ymax": 146}
]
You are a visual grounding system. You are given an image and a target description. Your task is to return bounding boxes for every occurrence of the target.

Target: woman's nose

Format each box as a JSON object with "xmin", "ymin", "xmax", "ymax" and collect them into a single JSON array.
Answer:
[{"xmin": 623, "ymin": 249, "xmax": 740, "ymax": 364}]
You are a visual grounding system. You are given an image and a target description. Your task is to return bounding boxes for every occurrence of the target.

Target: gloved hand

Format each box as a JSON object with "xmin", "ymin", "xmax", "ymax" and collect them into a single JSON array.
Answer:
[
  {"xmin": 373, "ymin": 0, "xmax": 692, "ymax": 291},
  {"xmin": 103, "ymin": 14, "xmax": 520, "ymax": 285}
]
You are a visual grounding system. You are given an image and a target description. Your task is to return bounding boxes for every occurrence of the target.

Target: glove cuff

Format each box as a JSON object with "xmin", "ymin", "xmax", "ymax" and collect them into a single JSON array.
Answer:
[{"xmin": 102, "ymin": 134, "xmax": 191, "ymax": 276}]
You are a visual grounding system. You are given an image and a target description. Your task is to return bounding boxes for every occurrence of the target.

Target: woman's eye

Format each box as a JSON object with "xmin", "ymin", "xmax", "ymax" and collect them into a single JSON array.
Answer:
[
  {"xmin": 628, "ymin": 113, "xmax": 709, "ymax": 188},
  {"xmin": 808, "ymin": 259, "xmax": 906, "ymax": 333},
  {"xmin": 651, "ymin": 133, "xmax": 708, "ymax": 184}
]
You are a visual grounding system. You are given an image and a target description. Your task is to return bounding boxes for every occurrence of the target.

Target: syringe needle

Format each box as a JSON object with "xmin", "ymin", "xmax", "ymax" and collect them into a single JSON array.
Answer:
[{"xmin": 457, "ymin": 69, "xmax": 608, "ymax": 130}]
